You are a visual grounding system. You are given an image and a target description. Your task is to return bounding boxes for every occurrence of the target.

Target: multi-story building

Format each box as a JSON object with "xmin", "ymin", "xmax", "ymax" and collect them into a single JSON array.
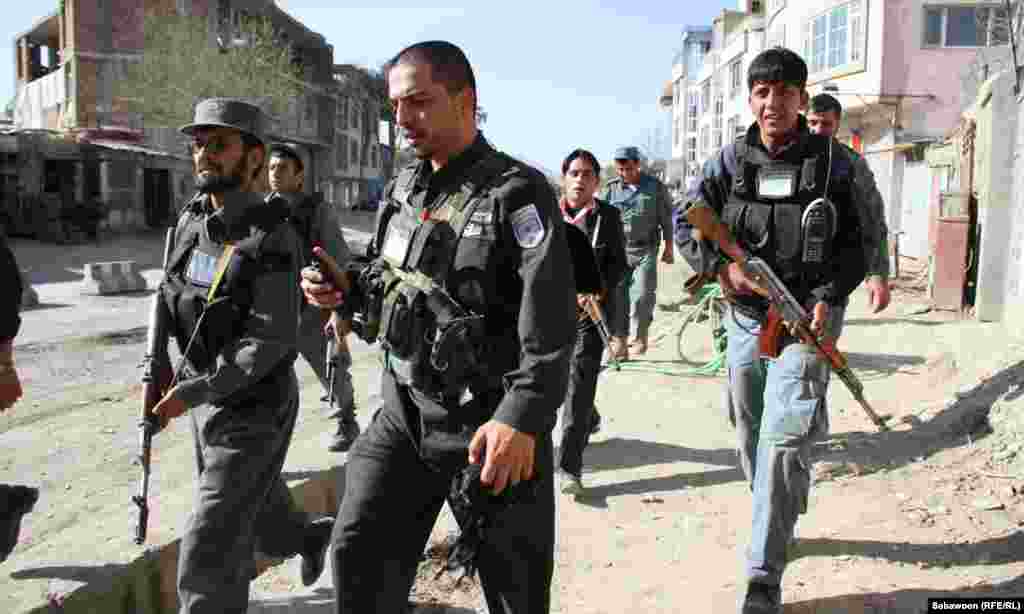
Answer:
[
  {"xmin": 663, "ymin": 1, "xmax": 1007, "ymax": 262},
  {"xmin": 6, "ymin": 0, "xmax": 336, "ymax": 240},
  {"xmin": 662, "ymin": 3, "xmax": 766, "ymax": 188},
  {"xmin": 329, "ymin": 64, "xmax": 388, "ymax": 209}
]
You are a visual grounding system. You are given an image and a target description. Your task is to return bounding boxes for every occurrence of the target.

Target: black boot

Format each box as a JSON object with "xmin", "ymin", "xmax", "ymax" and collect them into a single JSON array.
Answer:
[
  {"xmin": 300, "ymin": 516, "xmax": 334, "ymax": 586},
  {"xmin": 740, "ymin": 582, "xmax": 781, "ymax": 614},
  {"xmin": 0, "ymin": 485, "xmax": 39, "ymax": 563},
  {"xmin": 328, "ymin": 413, "xmax": 361, "ymax": 453}
]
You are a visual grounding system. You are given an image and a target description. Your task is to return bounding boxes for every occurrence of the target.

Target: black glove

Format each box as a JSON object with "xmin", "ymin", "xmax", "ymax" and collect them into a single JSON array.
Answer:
[{"xmin": 439, "ymin": 462, "xmax": 539, "ymax": 584}]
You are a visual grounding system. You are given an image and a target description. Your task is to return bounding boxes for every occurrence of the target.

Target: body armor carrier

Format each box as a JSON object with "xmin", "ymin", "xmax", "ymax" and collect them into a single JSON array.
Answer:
[
  {"xmin": 161, "ymin": 200, "xmax": 296, "ymax": 381},
  {"xmin": 725, "ymin": 134, "xmax": 838, "ymax": 286},
  {"xmin": 365, "ymin": 151, "xmax": 514, "ymax": 400}
]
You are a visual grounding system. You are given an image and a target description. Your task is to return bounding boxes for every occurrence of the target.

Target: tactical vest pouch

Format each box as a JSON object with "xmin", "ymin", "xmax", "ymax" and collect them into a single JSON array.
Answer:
[{"xmin": 380, "ymin": 281, "xmax": 431, "ymax": 388}]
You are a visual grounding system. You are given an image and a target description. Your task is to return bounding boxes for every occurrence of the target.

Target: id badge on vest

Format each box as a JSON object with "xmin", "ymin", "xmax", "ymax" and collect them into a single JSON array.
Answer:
[
  {"xmin": 185, "ymin": 250, "xmax": 219, "ymax": 288},
  {"xmin": 381, "ymin": 213, "xmax": 417, "ymax": 268}
]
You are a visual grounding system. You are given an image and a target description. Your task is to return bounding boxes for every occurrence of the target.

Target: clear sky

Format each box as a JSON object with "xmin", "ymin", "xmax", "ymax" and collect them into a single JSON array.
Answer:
[{"xmin": 1, "ymin": 1, "xmax": 739, "ymax": 176}]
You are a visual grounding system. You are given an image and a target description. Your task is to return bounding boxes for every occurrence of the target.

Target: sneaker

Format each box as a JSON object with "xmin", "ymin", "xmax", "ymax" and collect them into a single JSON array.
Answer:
[
  {"xmin": 589, "ymin": 409, "xmax": 602, "ymax": 435},
  {"xmin": 740, "ymin": 583, "xmax": 782, "ymax": 614},
  {"xmin": 559, "ymin": 472, "xmax": 585, "ymax": 497},
  {"xmin": 300, "ymin": 516, "xmax": 334, "ymax": 587},
  {"xmin": 629, "ymin": 336, "xmax": 648, "ymax": 355},
  {"xmin": 0, "ymin": 486, "xmax": 39, "ymax": 563},
  {"xmin": 327, "ymin": 416, "xmax": 361, "ymax": 453}
]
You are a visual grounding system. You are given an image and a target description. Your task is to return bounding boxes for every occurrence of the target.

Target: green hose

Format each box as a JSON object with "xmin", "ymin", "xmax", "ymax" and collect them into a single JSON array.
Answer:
[{"xmin": 600, "ymin": 282, "xmax": 729, "ymax": 378}]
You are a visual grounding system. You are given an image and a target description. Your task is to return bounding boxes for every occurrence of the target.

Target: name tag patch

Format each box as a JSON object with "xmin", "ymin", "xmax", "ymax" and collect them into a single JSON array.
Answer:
[
  {"xmin": 510, "ymin": 204, "xmax": 545, "ymax": 248},
  {"xmin": 185, "ymin": 250, "xmax": 219, "ymax": 287}
]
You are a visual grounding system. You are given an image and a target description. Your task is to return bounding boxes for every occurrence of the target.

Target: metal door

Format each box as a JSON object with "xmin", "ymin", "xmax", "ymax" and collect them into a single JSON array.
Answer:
[{"xmin": 899, "ymin": 160, "xmax": 931, "ymax": 259}]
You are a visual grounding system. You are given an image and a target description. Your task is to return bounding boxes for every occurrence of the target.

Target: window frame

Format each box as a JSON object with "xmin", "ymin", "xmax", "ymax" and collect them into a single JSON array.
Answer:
[
  {"xmin": 803, "ymin": 0, "xmax": 866, "ymax": 77},
  {"xmin": 922, "ymin": 4, "xmax": 1009, "ymax": 48}
]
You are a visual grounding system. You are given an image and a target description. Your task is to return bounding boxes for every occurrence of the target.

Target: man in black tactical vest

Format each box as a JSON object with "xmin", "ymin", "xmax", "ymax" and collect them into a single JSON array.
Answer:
[
  {"xmin": 300, "ymin": 41, "xmax": 577, "ymax": 614},
  {"xmin": 267, "ymin": 143, "xmax": 360, "ymax": 452},
  {"xmin": 150, "ymin": 98, "xmax": 333, "ymax": 614},
  {"xmin": 674, "ymin": 49, "xmax": 867, "ymax": 613}
]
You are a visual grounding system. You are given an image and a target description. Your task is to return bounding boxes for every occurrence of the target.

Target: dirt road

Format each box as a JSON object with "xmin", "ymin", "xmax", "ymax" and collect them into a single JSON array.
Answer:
[{"xmin": 2, "ymin": 255, "xmax": 1023, "ymax": 613}]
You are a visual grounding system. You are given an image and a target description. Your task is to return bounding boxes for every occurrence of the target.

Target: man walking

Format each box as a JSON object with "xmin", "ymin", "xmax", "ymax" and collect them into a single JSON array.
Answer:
[
  {"xmin": 557, "ymin": 148, "xmax": 627, "ymax": 496},
  {"xmin": 300, "ymin": 41, "xmax": 576, "ymax": 614},
  {"xmin": 150, "ymin": 98, "xmax": 333, "ymax": 613},
  {"xmin": 267, "ymin": 142, "xmax": 360, "ymax": 452},
  {"xmin": 675, "ymin": 48, "xmax": 868, "ymax": 613},
  {"xmin": 601, "ymin": 145, "xmax": 674, "ymax": 358},
  {"xmin": 806, "ymin": 93, "xmax": 891, "ymax": 313}
]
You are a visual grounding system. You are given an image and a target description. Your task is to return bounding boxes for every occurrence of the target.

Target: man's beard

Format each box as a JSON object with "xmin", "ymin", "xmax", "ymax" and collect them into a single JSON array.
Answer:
[{"xmin": 195, "ymin": 162, "xmax": 247, "ymax": 194}]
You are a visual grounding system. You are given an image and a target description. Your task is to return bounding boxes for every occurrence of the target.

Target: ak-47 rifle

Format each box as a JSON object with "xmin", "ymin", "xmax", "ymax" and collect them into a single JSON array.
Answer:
[
  {"xmin": 582, "ymin": 296, "xmax": 619, "ymax": 372},
  {"xmin": 133, "ymin": 226, "xmax": 176, "ymax": 544},
  {"xmin": 685, "ymin": 203, "xmax": 890, "ymax": 432}
]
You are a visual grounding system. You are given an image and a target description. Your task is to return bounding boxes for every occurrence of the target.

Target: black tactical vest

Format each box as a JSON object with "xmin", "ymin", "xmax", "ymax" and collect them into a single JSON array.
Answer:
[
  {"xmin": 374, "ymin": 149, "xmax": 517, "ymax": 400},
  {"xmin": 161, "ymin": 199, "xmax": 296, "ymax": 378},
  {"xmin": 725, "ymin": 134, "xmax": 833, "ymax": 283}
]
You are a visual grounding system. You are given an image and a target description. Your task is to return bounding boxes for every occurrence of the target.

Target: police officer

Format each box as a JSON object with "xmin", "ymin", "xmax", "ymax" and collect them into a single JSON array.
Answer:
[
  {"xmin": 674, "ymin": 48, "xmax": 866, "ymax": 614},
  {"xmin": 267, "ymin": 143, "xmax": 360, "ymax": 452},
  {"xmin": 150, "ymin": 98, "xmax": 333, "ymax": 614},
  {"xmin": 806, "ymin": 93, "xmax": 891, "ymax": 313},
  {"xmin": 0, "ymin": 227, "xmax": 39, "ymax": 564},
  {"xmin": 600, "ymin": 145, "xmax": 674, "ymax": 358},
  {"xmin": 557, "ymin": 148, "xmax": 627, "ymax": 496},
  {"xmin": 300, "ymin": 41, "xmax": 576, "ymax": 614}
]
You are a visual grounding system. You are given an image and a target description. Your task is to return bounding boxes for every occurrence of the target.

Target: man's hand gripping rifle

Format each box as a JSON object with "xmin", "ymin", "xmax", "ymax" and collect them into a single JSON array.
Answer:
[
  {"xmin": 685, "ymin": 203, "xmax": 890, "ymax": 432},
  {"xmin": 581, "ymin": 296, "xmax": 619, "ymax": 371}
]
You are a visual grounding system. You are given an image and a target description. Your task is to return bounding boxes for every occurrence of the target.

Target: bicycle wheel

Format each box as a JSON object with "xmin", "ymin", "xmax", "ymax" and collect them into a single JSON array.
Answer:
[{"xmin": 676, "ymin": 297, "xmax": 719, "ymax": 367}]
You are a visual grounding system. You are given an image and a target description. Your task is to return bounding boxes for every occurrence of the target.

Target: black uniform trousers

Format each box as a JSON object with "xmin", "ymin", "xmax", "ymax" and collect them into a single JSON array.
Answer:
[
  {"xmin": 557, "ymin": 323, "xmax": 604, "ymax": 478},
  {"xmin": 330, "ymin": 371, "xmax": 556, "ymax": 614},
  {"xmin": 177, "ymin": 371, "xmax": 306, "ymax": 614}
]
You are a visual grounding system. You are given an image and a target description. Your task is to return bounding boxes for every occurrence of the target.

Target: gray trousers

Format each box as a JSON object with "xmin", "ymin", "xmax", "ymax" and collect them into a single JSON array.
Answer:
[
  {"xmin": 177, "ymin": 372, "xmax": 306, "ymax": 614},
  {"xmin": 610, "ymin": 244, "xmax": 659, "ymax": 339},
  {"xmin": 297, "ymin": 306, "xmax": 355, "ymax": 420}
]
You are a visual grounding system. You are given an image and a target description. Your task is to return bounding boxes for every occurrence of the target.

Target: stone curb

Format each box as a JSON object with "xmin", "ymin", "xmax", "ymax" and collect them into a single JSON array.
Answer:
[
  {"xmin": 19, "ymin": 466, "xmax": 347, "ymax": 614},
  {"xmin": 80, "ymin": 261, "xmax": 148, "ymax": 296}
]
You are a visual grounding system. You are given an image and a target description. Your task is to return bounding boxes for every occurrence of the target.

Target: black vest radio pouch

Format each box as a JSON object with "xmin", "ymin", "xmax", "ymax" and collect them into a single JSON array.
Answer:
[{"xmin": 801, "ymin": 197, "xmax": 838, "ymax": 265}]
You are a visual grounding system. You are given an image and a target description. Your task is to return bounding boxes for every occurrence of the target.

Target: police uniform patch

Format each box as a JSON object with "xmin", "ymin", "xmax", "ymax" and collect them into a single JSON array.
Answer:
[
  {"xmin": 185, "ymin": 250, "xmax": 219, "ymax": 287},
  {"xmin": 510, "ymin": 204, "xmax": 545, "ymax": 248}
]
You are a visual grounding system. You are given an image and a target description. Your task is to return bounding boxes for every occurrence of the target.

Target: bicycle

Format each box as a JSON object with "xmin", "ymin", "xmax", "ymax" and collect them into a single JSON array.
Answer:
[{"xmin": 674, "ymin": 282, "xmax": 728, "ymax": 376}]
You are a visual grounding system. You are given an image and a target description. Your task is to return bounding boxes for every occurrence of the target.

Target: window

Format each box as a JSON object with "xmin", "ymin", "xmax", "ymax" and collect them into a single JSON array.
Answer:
[
  {"xmin": 687, "ymin": 137, "xmax": 697, "ymax": 162},
  {"xmin": 729, "ymin": 60, "xmax": 742, "ymax": 98},
  {"xmin": 804, "ymin": 1, "xmax": 865, "ymax": 74},
  {"xmin": 701, "ymin": 80, "xmax": 711, "ymax": 115},
  {"xmin": 687, "ymin": 92, "xmax": 699, "ymax": 132},
  {"xmin": 674, "ymin": 118, "xmax": 681, "ymax": 146},
  {"xmin": 351, "ymin": 103, "xmax": 360, "ymax": 131},
  {"xmin": 713, "ymin": 95, "xmax": 723, "ymax": 149},
  {"xmin": 338, "ymin": 97, "xmax": 348, "ymax": 130},
  {"xmin": 732, "ymin": 114, "xmax": 745, "ymax": 139},
  {"xmin": 701, "ymin": 126, "xmax": 710, "ymax": 155},
  {"xmin": 923, "ymin": 5, "xmax": 1009, "ymax": 47},
  {"xmin": 336, "ymin": 134, "xmax": 348, "ymax": 170},
  {"xmin": 351, "ymin": 140, "xmax": 359, "ymax": 167},
  {"xmin": 726, "ymin": 117, "xmax": 737, "ymax": 144}
]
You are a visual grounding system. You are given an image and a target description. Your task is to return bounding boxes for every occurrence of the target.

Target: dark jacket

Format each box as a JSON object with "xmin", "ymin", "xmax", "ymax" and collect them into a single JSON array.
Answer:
[
  {"xmin": 674, "ymin": 116, "xmax": 866, "ymax": 312},
  {"xmin": 0, "ymin": 230, "xmax": 22, "ymax": 344}
]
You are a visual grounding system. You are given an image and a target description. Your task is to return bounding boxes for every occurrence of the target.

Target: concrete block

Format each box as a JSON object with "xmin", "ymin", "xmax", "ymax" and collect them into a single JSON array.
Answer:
[
  {"xmin": 19, "ymin": 270, "xmax": 39, "ymax": 308},
  {"xmin": 80, "ymin": 261, "xmax": 148, "ymax": 295}
]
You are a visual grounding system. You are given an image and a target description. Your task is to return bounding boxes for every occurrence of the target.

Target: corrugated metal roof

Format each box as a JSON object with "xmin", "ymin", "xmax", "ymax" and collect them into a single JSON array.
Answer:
[{"xmin": 87, "ymin": 139, "xmax": 189, "ymax": 160}]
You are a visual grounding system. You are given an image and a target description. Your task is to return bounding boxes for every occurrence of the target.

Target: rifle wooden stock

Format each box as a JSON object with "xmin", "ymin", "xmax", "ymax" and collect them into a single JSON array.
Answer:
[{"xmin": 584, "ymin": 295, "xmax": 619, "ymax": 371}]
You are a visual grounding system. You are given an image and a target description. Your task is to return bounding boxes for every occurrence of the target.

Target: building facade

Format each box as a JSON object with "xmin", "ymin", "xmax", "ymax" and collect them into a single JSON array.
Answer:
[
  {"xmin": 328, "ymin": 64, "xmax": 387, "ymax": 209},
  {"xmin": 6, "ymin": 0, "xmax": 337, "ymax": 241},
  {"xmin": 663, "ymin": 0, "xmax": 1007, "ymax": 265}
]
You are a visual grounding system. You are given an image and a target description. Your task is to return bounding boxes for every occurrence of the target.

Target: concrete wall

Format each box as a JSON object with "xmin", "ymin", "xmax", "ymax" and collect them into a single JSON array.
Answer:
[{"xmin": 972, "ymin": 71, "xmax": 1018, "ymax": 322}]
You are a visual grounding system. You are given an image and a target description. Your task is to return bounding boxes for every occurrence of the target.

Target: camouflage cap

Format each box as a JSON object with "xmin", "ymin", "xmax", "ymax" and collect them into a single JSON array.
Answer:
[
  {"xmin": 179, "ymin": 98, "xmax": 266, "ymax": 144},
  {"xmin": 613, "ymin": 146, "xmax": 641, "ymax": 161}
]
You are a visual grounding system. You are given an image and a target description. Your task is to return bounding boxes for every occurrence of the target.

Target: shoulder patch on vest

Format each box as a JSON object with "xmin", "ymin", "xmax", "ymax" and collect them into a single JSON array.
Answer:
[{"xmin": 510, "ymin": 203, "xmax": 545, "ymax": 248}]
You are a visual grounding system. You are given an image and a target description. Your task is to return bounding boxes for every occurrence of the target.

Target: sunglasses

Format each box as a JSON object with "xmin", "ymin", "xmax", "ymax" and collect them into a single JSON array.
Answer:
[{"xmin": 189, "ymin": 136, "xmax": 239, "ymax": 155}]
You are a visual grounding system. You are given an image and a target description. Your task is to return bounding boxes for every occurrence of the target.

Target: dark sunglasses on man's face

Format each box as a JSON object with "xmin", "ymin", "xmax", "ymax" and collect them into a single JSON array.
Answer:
[{"xmin": 189, "ymin": 136, "xmax": 237, "ymax": 155}]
